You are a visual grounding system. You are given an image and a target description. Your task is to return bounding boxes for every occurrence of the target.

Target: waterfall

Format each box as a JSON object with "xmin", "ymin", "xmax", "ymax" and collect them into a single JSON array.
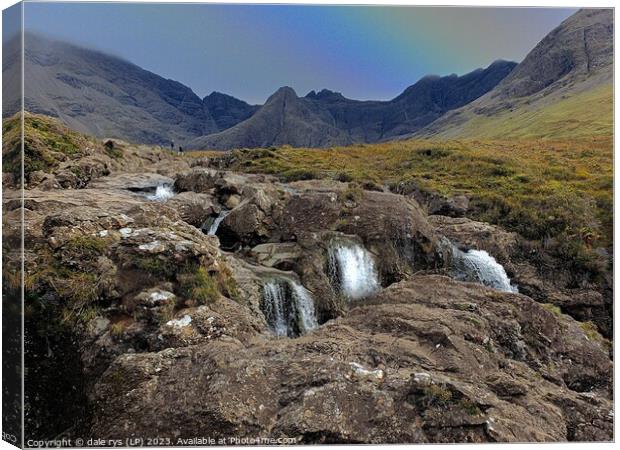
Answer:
[
  {"xmin": 146, "ymin": 184, "xmax": 175, "ymax": 202},
  {"xmin": 261, "ymin": 278, "xmax": 318, "ymax": 337},
  {"xmin": 207, "ymin": 210, "xmax": 230, "ymax": 235},
  {"xmin": 452, "ymin": 248, "xmax": 518, "ymax": 293},
  {"xmin": 328, "ymin": 240, "xmax": 380, "ymax": 300}
]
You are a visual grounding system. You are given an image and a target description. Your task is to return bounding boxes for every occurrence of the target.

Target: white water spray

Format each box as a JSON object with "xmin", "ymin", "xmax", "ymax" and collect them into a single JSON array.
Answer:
[
  {"xmin": 207, "ymin": 210, "xmax": 231, "ymax": 235},
  {"xmin": 452, "ymin": 248, "xmax": 517, "ymax": 293},
  {"xmin": 146, "ymin": 184, "xmax": 175, "ymax": 202},
  {"xmin": 328, "ymin": 240, "xmax": 380, "ymax": 300},
  {"xmin": 261, "ymin": 278, "xmax": 318, "ymax": 337}
]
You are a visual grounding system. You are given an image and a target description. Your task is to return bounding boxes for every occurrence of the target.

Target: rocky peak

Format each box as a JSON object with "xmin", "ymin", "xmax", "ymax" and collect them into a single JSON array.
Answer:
[
  {"xmin": 495, "ymin": 8, "xmax": 613, "ymax": 98},
  {"xmin": 305, "ymin": 88, "xmax": 347, "ymax": 102},
  {"xmin": 202, "ymin": 91, "xmax": 259, "ymax": 131},
  {"xmin": 267, "ymin": 86, "xmax": 299, "ymax": 103}
]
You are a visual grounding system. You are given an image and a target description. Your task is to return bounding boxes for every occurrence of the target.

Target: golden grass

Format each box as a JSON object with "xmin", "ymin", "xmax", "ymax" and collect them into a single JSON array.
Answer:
[{"xmin": 433, "ymin": 83, "xmax": 613, "ymax": 140}]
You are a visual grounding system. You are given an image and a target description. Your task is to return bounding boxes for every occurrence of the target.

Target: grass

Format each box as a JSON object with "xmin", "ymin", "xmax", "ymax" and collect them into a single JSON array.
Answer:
[
  {"xmin": 579, "ymin": 321, "xmax": 610, "ymax": 346},
  {"xmin": 432, "ymin": 83, "xmax": 613, "ymax": 140},
  {"xmin": 177, "ymin": 266, "xmax": 220, "ymax": 305},
  {"xmin": 541, "ymin": 303, "xmax": 563, "ymax": 317},
  {"xmin": 177, "ymin": 264, "xmax": 240, "ymax": 305},
  {"xmin": 64, "ymin": 235, "xmax": 109, "ymax": 259},
  {"xmin": 2, "ymin": 113, "xmax": 94, "ymax": 179}
]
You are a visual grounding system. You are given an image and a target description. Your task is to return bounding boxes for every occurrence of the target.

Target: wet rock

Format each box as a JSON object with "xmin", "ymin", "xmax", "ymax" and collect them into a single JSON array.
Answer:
[
  {"xmin": 429, "ymin": 215, "xmax": 518, "ymax": 264},
  {"xmin": 166, "ymin": 192, "xmax": 218, "ymax": 229},
  {"xmin": 174, "ymin": 168, "xmax": 219, "ymax": 193},
  {"xmin": 250, "ymin": 242, "xmax": 302, "ymax": 270}
]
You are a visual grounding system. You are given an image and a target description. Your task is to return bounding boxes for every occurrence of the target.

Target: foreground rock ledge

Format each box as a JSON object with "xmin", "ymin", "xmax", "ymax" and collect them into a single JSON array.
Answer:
[{"xmin": 90, "ymin": 276, "xmax": 612, "ymax": 443}]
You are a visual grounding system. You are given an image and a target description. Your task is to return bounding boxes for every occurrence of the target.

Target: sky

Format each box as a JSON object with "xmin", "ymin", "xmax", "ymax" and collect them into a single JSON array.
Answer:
[{"xmin": 21, "ymin": 3, "xmax": 576, "ymax": 104}]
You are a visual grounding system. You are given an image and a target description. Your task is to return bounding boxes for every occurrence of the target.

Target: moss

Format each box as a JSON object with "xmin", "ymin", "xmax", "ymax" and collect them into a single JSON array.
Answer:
[
  {"xmin": 177, "ymin": 263, "xmax": 240, "ymax": 305},
  {"xmin": 177, "ymin": 266, "xmax": 220, "ymax": 305},
  {"xmin": 579, "ymin": 321, "xmax": 607, "ymax": 344},
  {"xmin": 64, "ymin": 235, "xmax": 109, "ymax": 258},
  {"xmin": 132, "ymin": 256, "xmax": 177, "ymax": 279},
  {"xmin": 542, "ymin": 303, "xmax": 563, "ymax": 317},
  {"xmin": 465, "ymin": 316, "xmax": 482, "ymax": 327},
  {"xmin": 459, "ymin": 398, "xmax": 482, "ymax": 416},
  {"xmin": 2, "ymin": 113, "xmax": 90, "ymax": 180},
  {"xmin": 110, "ymin": 322, "xmax": 125, "ymax": 337},
  {"xmin": 341, "ymin": 184, "xmax": 364, "ymax": 203}
]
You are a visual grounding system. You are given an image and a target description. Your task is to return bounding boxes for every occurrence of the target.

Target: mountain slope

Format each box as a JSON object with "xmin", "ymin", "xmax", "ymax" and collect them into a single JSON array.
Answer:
[
  {"xmin": 203, "ymin": 92, "xmax": 259, "ymax": 131},
  {"xmin": 189, "ymin": 87, "xmax": 352, "ymax": 150},
  {"xmin": 4, "ymin": 33, "xmax": 257, "ymax": 146},
  {"xmin": 189, "ymin": 61, "xmax": 516, "ymax": 150},
  {"xmin": 7, "ymin": 33, "xmax": 218, "ymax": 145},
  {"xmin": 417, "ymin": 8, "xmax": 613, "ymax": 139}
]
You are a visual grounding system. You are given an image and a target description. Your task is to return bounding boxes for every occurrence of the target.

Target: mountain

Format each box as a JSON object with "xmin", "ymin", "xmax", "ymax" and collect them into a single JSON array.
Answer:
[
  {"xmin": 188, "ymin": 61, "xmax": 516, "ymax": 150},
  {"xmin": 306, "ymin": 60, "xmax": 516, "ymax": 142},
  {"xmin": 203, "ymin": 92, "xmax": 259, "ymax": 131},
  {"xmin": 189, "ymin": 86, "xmax": 352, "ymax": 150},
  {"xmin": 3, "ymin": 33, "xmax": 254, "ymax": 146},
  {"xmin": 417, "ymin": 8, "xmax": 613, "ymax": 139}
]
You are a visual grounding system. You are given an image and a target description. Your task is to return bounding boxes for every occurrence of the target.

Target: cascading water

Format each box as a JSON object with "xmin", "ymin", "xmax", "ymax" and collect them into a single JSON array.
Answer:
[
  {"xmin": 146, "ymin": 184, "xmax": 175, "ymax": 202},
  {"xmin": 261, "ymin": 278, "xmax": 318, "ymax": 337},
  {"xmin": 207, "ymin": 210, "xmax": 231, "ymax": 235},
  {"xmin": 452, "ymin": 248, "xmax": 518, "ymax": 293},
  {"xmin": 328, "ymin": 240, "xmax": 380, "ymax": 300}
]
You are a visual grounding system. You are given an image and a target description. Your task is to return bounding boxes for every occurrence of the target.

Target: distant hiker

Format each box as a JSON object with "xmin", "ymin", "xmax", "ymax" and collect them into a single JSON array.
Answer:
[
  {"xmin": 170, "ymin": 141, "xmax": 174, "ymax": 152},
  {"xmin": 179, "ymin": 146, "xmax": 184, "ymax": 154}
]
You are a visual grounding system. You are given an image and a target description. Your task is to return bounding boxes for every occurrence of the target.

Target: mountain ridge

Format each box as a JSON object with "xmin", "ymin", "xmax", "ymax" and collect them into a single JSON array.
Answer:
[
  {"xmin": 8, "ymin": 33, "xmax": 517, "ymax": 150},
  {"xmin": 188, "ymin": 60, "xmax": 517, "ymax": 150},
  {"xmin": 8, "ymin": 8, "xmax": 612, "ymax": 149},
  {"xmin": 416, "ymin": 8, "xmax": 613, "ymax": 139}
]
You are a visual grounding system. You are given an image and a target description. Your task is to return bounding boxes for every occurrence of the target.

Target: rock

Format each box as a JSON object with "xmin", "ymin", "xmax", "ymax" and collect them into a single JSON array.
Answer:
[
  {"xmin": 430, "ymin": 215, "xmax": 612, "ymax": 337},
  {"xmin": 224, "ymin": 193, "xmax": 241, "ymax": 209},
  {"xmin": 166, "ymin": 192, "xmax": 218, "ymax": 229},
  {"xmin": 88, "ymin": 275, "xmax": 612, "ymax": 442},
  {"xmin": 429, "ymin": 215, "xmax": 518, "ymax": 264},
  {"xmin": 4, "ymin": 127, "xmax": 613, "ymax": 444},
  {"xmin": 127, "ymin": 287, "xmax": 177, "ymax": 324},
  {"xmin": 174, "ymin": 168, "xmax": 219, "ymax": 193},
  {"xmin": 250, "ymin": 242, "xmax": 302, "ymax": 270}
]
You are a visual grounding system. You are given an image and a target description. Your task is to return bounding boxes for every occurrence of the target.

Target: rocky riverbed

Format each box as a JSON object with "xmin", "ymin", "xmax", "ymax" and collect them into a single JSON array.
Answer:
[{"xmin": 2, "ymin": 131, "xmax": 613, "ymax": 443}]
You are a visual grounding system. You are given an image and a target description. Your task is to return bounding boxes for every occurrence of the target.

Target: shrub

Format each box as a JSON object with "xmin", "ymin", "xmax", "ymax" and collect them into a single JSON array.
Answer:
[
  {"xmin": 341, "ymin": 184, "xmax": 364, "ymax": 203},
  {"xmin": 335, "ymin": 171, "xmax": 354, "ymax": 182},
  {"xmin": 421, "ymin": 384, "xmax": 454, "ymax": 408},
  {"xmin": 280, "ymin": 168, "xmax": 320, "ymax": 182}
]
